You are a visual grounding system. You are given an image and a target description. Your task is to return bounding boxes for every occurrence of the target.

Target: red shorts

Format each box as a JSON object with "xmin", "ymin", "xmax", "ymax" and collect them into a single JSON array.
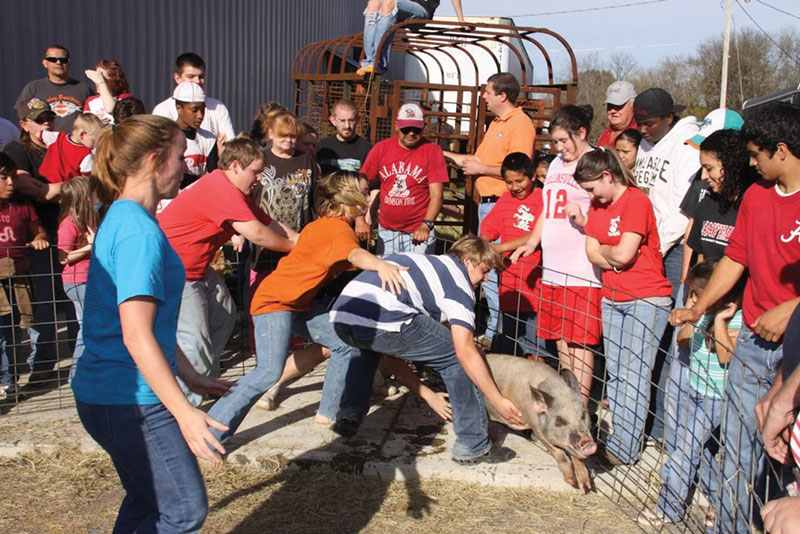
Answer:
[{"xmin": 537, "ymin": 284, "xmax": 602, "ymax": 345}]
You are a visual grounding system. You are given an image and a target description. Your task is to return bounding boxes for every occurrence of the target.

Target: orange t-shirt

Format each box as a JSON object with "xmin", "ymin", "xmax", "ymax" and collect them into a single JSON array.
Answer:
[
  {"xmin": 474, "ymin": 107, "xmax": 536, "ymax": 197},
  {"xmin": 250, "ymin": 216, "xmax": 360, "ymax": 315}
]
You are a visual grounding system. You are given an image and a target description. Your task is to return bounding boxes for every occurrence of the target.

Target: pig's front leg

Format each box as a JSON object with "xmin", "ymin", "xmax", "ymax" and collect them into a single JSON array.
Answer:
[
  {"xmin": 543, "ymin": 441, "xmax": 578, "ymax": 488},
  {"xmin": 570, "ymin": 455, "xmax": 592, "ymax": 492}
]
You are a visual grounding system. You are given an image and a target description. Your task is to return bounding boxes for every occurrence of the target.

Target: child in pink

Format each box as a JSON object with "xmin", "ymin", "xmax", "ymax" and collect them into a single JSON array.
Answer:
[{"xmin": 56, "ymin": 177, "xmax": 97, "ymax": 381}]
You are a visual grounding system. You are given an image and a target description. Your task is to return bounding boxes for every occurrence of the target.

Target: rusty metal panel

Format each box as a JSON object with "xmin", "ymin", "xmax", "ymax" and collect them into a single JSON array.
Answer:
[{"xmin": 0, "ymin": 0, "xmax": 365, "ymax": 133}]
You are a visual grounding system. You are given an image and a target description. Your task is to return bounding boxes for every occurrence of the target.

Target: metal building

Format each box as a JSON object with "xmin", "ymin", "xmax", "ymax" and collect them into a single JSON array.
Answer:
[{"xmin": 0, "ymin": 0, "xmax": 365, "ymax": 133}]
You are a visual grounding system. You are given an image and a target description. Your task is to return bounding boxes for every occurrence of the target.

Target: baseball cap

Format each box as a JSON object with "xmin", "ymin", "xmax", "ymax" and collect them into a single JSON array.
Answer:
[
  {"xmin": 396, "ymin": 103, "xmax": 425, "ymax": 129},
  {"xmin": 15, "ymin": 98, "xmax": 55, "ymax": 122},
  {"xmin": 685, "ymin": 108, "xmax": 744, "ymax": 149},
  {"xmin": 633, "ymin": 88, "xmax": 686, "ymax": 122},
  {"xmin": 173, "ymin": 81, "xmax": 206, "ymax": 104},
  {"xmin": 605, "ymin": 81, "xmax": 637, "ymax": 106}
]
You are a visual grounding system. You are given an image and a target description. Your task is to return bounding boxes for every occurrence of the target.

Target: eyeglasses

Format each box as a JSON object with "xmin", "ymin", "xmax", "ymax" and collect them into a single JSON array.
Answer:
[
  {"xmin": 44, "ymin": 57, "xmax": 69, "ymax": 64},
  {"xmin": 399, "ymin": 126, "xmax": 422, "ymax": 135}
]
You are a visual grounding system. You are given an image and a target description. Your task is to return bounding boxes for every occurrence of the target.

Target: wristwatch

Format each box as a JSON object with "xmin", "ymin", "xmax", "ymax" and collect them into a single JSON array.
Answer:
[{"xmin": 423, "ymin": 220, "xmax": 435, "ymax": 230}]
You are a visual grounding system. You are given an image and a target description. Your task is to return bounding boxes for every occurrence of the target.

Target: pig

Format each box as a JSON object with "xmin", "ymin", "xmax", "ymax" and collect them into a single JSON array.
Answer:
[{"xmin": 485, "ymin": 353, "xmax": 597, "ymax": 491}]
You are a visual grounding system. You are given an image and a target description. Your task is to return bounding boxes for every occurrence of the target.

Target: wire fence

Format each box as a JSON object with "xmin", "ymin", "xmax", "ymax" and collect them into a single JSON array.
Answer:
[{"xmin": 0, "ymin": 240, "xmax": 793, "ymax": 533}]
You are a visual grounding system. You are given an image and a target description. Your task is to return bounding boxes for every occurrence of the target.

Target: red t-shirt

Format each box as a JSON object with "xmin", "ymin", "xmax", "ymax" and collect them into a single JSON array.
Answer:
[
  {"xmin": 57, "ymin": 217, "xmax": 91, "ymax": 284},
  {"xmin": 361, "ymin": 137, "xmax": 449, "ymax": 233},
  {"xmin": 725, "ymin": 181, "xmax": 800, "ymax": 329},
  {"xmin": 38, "ymin": 131, "xmax": 91, "ymax": 183},
  {"xmin": 584, "ymin": 187, "xmax": 672, "ymax": 301},
  {"xmin": 0, "ymin": 201, "xmax": 38, "ymax": 267},
  {"xmin": 158, "ymin": 170, "xmax": 272, "ymax": 280},
  {"xmin": 596, "ymin": 119, "xmax": 638, "ymax": 148},
  {"xmin": 480, "ymin": 189, "xmax": 544, "ymax": 312}
]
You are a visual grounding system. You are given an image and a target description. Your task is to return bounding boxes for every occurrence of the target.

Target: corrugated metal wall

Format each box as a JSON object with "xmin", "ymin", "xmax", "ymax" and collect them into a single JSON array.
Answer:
[{"xmin": 1, "ymin": 0, "xmax": 365, "ymax": 133}]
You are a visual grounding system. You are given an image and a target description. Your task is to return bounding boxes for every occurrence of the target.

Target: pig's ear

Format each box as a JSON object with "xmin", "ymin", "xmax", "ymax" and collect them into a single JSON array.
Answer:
[
  {"xmin": 560, "ymin": 369, "xmax": 581, "ymax": 394},
  {"xmin": 529, "ymin": 385, "xmax": 553, "ymax": 414}
]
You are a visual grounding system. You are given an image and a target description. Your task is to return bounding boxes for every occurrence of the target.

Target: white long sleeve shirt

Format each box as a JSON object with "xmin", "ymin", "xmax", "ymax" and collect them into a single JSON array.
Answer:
[{"xmin": 633, "ymin": 116, "xmax": 700, "ymax": 254}]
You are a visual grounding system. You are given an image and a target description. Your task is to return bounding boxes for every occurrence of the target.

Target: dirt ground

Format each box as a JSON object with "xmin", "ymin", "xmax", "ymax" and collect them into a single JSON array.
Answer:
[{"xmin": 0, "ymin": 444, "xmax": 647, "ymax": 534}]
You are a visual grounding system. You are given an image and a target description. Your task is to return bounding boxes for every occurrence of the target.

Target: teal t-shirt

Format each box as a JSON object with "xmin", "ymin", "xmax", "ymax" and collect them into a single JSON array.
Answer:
[
  {"xmin": 688, "ymin": 311, "xmax": 742, "ymax": 399},
  {"xmin": 71, "ymin": 200, "xmax": 186, "ymax": 405}
]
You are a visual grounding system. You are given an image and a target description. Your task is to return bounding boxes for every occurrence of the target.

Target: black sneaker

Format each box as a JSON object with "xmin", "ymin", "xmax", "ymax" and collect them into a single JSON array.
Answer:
[
  {"xmin": 452, "ymin": 445, "xmax": 516, "ymax": 466},
  {"xmin": 332, "ymin": 418, "xmax": 361, "ymax": 439}
]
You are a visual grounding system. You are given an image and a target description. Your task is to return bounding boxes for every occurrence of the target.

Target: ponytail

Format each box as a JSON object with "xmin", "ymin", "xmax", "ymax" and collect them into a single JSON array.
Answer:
[
  {"xmin": 574, "ymin": 147, "xmax": 637, "ymax": 188},
  {"xmin": 92, "ymin": 115, "xmax": 181, "ymax": 204}
]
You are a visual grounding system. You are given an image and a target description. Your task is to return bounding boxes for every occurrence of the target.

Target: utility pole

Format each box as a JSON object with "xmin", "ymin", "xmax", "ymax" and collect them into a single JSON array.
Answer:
[{"xmin": 720, "ymin": 0, "xmax": 733, "ymax": 108}]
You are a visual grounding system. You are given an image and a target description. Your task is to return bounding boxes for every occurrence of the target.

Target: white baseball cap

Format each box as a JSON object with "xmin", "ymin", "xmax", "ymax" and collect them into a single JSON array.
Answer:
[
  {"xmin": 396, "ymin": 103, "xmax": 425, "ymax": 129},
  {"xmin": 173, "ymin": 81, "xmax": 206, "ymax": 103},
  {"xmin": 605, "ymin": 81, "xmax": 637, "ymax": 106}
]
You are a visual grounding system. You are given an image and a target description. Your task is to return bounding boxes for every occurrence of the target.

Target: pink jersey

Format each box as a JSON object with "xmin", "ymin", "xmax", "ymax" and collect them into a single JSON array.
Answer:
[{"xmin": 540, "ymin": 155, "xmax": 601, "ymax": 287}]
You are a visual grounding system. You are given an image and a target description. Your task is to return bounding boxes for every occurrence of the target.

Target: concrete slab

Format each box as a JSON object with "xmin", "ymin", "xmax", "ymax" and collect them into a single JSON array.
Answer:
[{"xmin": 0, "ymin": 359, "xmax": 661, "ymax": 498}]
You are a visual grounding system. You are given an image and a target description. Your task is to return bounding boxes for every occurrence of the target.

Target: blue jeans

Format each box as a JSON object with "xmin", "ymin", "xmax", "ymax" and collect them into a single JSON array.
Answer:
[
  {"xmin": 362, "ymin": 0, "xmax": 429, "ymax": 70},
  {"xmin": 493, "ymin": 311, "xmax": 546, "ymax": 357},
  {"xmin": 64, "ymin": 282, "xmax": 86, "ymax": 382},
  {"xmin": 478, "ymin": 201, "xmax": 500, "ymax": 340},
  {"xmin": 650, "ymin": 243, "xmax": 684, "ymax": 440},
  {"xmin": 176, "ymin": 268, "xmax": 236, "ymax": 406},
  {"xmin": 376, "ymin": 225, "xmax": 435, "ymax": 255},
  {"xmin": 76, "ymin": 401, "xmax": 207, "ymax": 534},
  {"xmin": 658, "ymin": 361, "xmax": 721, "ymax": 521},
  {"xmin": 713, "ymin": 327, "xmax": 783, "ymax": 534},
  {"xmin": 0, "ymin": 308, "xmax": 23, "ymax": 386},
  {"xmin": 208, "ymin": 302, "xmax": 351, "ymax": 442},
  {"xmin": 602, "ymin": 296, "xmax": 671, "ymax": 464},
  {"xmin": 327, "ymin": 315, "xmax": 491, "ymax": 460}
]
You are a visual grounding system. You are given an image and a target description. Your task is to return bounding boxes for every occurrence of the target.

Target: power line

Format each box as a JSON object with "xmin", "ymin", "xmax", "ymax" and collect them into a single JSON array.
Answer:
[
  {"xmin": 754, "ymin": 0, "xmax": 800, "ymax": 21},
  {"xmin": 511, "ymin": 0, "xmax": 669, "ymax": 18},
  {"xmin": 736, "ymin": 0, "xmax": 800, "ymax": 65}
]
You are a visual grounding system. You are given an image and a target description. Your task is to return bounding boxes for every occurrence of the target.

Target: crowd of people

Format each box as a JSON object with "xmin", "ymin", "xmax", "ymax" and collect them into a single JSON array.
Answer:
[{"xmin": 1, "ymin": 40, "xmax": 799, "ymax": 534}]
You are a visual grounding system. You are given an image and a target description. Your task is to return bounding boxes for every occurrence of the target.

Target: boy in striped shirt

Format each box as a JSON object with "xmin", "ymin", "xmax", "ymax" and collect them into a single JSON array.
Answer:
[{"xmin": 321, "ymin": 235, "xmax": 524, "ymax": 464}]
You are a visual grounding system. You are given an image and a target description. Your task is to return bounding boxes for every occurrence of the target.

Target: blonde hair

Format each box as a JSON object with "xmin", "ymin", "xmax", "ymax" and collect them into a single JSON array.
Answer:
[
  {"xmin": 59, "ymin": 176, "xmax": 97, "ymax": 240},
  {"xmin": 72, "ymin": 112, "xmax": 106, "ymax": 136},
  {"xmin": 218, "ymin": 137, "xmax": 265, "ymax": 170},
  {"xmin": 448, "ymin": 234, "xmax": 505, "ymax": 272},
  {"xmin": 268, "ymin": 111, "xmax": 300, "ymax": 138},
  {"xmin": 93, "ymin": 114, "xmax": 181, "ymax": 204},
  {"xmin": 315, "ymin": 170, "xmax": 368, "ymax": 218}
]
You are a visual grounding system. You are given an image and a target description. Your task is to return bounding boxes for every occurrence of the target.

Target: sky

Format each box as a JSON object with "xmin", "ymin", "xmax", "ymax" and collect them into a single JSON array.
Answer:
[{"xmin": 436, "ymin": 0, "xmax": 797, "ymax": 75}]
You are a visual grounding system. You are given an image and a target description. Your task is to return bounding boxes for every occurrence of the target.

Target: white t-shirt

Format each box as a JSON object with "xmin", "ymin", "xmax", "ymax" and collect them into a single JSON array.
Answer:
[
  {"xmin": 634, "ymin": 116, "xmax": 701, "ymax": 254},
  {"xmin": 183, "ymin": 127, "xmax": 216, "ymax": 177},
  {"xmin": 152, "ymin": 96, "xmax": 235, "ymax": 140},
  {"xmin": 540, "ymin": 155, "xmax": 602, "ymax": 287}
]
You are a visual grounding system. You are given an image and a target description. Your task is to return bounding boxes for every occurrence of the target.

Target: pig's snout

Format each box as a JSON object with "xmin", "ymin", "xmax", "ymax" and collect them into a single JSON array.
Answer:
[{"xmin": 569, "ymin": 432, "xmax": 597, "ymax": 458}]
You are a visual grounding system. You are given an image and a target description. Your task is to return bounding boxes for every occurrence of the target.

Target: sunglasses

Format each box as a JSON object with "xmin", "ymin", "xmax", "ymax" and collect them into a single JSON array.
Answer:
[
  {"xmin": 31, "ymin": 113, "xmax": 55, "ymax": 124},
  {"xmin": 44, "ymin": 57, "xmax": 69, "ymax": 64},
  {"xmin": 400, "ymin": 126, "xmax": 422, "ymax": 135}
]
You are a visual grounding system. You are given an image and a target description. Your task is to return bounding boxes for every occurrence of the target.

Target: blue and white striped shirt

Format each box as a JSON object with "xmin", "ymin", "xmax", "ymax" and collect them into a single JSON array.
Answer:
[{"xmin": 330, "ymin": 253, "xmax": 477, "ymax": 332}]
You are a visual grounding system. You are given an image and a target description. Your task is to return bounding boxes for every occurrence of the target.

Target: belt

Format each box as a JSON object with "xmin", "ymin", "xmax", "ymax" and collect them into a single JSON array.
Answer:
[{"xmin": 480, "ymin": 195, "xmax": 499, "ymax": 204}]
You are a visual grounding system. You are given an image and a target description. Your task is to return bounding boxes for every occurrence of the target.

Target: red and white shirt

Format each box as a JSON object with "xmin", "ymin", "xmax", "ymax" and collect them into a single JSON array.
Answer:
[
  {"xmin": 38, "ymin": 130, "xmax": 92, "ymax": 183},
  {"xmin": 361, "ymin": 137, "xmax": 449, "ymax": 233},
  {"xmin": 481, "ymin": 188, "xmax": 544, "ymax": 312},
  {"xmin": 584, "ymin": 187, "xmax": 673, "ymax": 301},
  {"xmin": 83, "ymin": 93, "xmax": 133, "ymax": 125},
  {"xmin": 540, "ymin": 155, "xmax": 602, "ymax": 288},
  {"xmin": 724, "ymin": 181, "xmax": 800, "ymax": 329}
]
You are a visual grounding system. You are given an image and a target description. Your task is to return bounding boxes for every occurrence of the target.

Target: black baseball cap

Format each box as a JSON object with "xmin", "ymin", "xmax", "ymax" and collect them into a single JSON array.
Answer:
[{"xmin": 633, "ymin": 88, "xmax": 686, "ymax": 121}]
